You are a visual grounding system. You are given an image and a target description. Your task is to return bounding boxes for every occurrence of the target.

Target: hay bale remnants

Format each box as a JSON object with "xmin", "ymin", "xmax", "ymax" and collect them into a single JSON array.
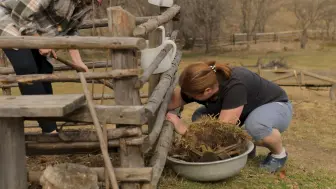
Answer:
[{"xmin": 169, "ymin": 116, "xmax": 251, "ymax": 162}]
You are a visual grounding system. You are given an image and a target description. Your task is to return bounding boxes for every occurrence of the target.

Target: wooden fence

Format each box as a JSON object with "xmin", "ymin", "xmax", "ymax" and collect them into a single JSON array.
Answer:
[
  {"xmin": 0, "ymin": 3, "xmax": 181, "ymax": 189},
  {"xmin": 179, "ymin": 29, "xmax": 333, "ymax": 48}
]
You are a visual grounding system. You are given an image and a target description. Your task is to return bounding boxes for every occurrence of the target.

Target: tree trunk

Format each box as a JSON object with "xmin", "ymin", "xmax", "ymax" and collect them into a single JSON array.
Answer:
[
  {"xmin": 300, "ymin": 29, "xmax": 308, "ymax": 49},
  {"xmin": 182, "ymin": 32, "xmax": 195, "ymax": 50}
]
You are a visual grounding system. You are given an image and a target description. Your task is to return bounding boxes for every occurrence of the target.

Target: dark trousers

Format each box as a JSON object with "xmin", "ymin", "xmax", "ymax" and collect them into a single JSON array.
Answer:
[{"xmin": 3, "ymin": 49, "xmax": 57, "ymax": 133}]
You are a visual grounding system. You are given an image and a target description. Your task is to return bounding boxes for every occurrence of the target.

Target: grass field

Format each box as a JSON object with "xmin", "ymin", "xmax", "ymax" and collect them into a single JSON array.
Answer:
[{"xmin": 25, "ymin": 41, "xmax": 336, "ymax": 189}]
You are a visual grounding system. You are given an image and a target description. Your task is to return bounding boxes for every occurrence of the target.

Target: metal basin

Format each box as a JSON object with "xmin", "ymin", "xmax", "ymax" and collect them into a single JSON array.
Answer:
[{"xmin": 166, "ymin": 141, "xmax": 254, "ymax": 182}]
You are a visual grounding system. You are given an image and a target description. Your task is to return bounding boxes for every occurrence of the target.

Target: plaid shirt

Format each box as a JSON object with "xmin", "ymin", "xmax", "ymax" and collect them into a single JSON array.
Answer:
[{"xmin": 0, "ymin": 0, "xmax": 92, "ymax": 37}]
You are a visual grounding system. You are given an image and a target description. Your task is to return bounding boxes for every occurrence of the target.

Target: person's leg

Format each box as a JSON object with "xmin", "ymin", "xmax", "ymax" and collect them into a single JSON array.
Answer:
[
  {"xmin": 3, "ymin": 49, "xmax": 57, "ymax": 133},
  {"xmin": 31, "ymin": 49, "xmax": 54, "ymax": 94},
  {"xmin": 244, "ymin": 101, "xmax": 293, "ymax": 173}
]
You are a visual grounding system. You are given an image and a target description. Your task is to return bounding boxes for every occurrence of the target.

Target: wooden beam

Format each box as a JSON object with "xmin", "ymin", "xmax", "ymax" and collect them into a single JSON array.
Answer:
[
  {"xmin": 0, "ymin": 36, "xmax": 146, "ymax": 50},
  {"xmin": 146, "ymin": 27, "xmax": 165, "ymax": 134},
  {"xmin": 302, "ymin": 71, "xmax": 336, "ymax": 84},
  {"xmin": 133, "ymin": 4, "xmax": 181, "ymax": 37},
  {"xmin": 0, "ymin": 61, "xmax": 110, "ymax": 75},
  {"xmin": 0, "ymin": 69, "xmax": 139, "ymax": 84},
  {"xmin": 148, "ymin": 121, "xmax": 174, "ymax": 188},
  {"xmin": 108, "ymin": 6, "xmax": 144, "ymax": 189},
  {"xmin": 28, "ymin": 167, "xmax": 152, "ymax": 182},
  {"xmin": 79, "ymin": 17, "xmax": 157, "ymax": 29},
  {"xmin": 145, "ymin": 51, "xmax": 181, "ymax": 117},
  {"xmin": 271, "ymin": 72, "xmax": 295, "ymax": 83},
  {"xmin": 0, "ymin": 94, "xmax": 85, "ymax": 117},
  {"xmin": 0, "ymin": 118, "xmax": 26, "ymax": 189},
  {"xmin": 63, "ymin": 105, "xmax": 147, "ymax": 125},
  {"xmin": 143, "ymin": 67, "xmax": 179, "ymax": 153},
  {"xmin": 26, "ymin": 136, "xmax": 144, "ymax": 155},
  {"xmin": 25, "ymin": 127, "xmax": 142, "ymax": 143}
]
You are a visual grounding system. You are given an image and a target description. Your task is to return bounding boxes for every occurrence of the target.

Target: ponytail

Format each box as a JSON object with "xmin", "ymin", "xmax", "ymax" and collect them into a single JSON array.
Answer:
[{"xmin": 179, "ymin": 60, "xmax": 231, "ymax": 97}]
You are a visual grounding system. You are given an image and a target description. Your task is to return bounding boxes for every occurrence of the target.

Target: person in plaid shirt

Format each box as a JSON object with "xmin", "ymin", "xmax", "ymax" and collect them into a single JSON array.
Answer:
[{"xmin": 0, "ymin": 0, "xmax": 103, "ymax": 133}]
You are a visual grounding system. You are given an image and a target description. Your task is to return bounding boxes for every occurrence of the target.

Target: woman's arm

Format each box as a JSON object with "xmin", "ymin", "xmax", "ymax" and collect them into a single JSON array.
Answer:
[
  {"xmin": 168, "ymin": 87, "xmax": 186, "ymax": 111},
  {"xmin": 68, "ymin": 49, "xmax": 89, "ymax": 72},
  {"xmin": 218, "ymin": 106, "xmax": 244, "ymax": 124}
]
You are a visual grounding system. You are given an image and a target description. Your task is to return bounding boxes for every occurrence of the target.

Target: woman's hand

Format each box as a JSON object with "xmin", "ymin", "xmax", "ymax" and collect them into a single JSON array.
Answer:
[
  {"xmin": 166, "ymin": 112, "xmax": 188, "ymax": 135},
  {"xmin": 39, "ymin": 49, "xmax": 57, "ymax": 58}
]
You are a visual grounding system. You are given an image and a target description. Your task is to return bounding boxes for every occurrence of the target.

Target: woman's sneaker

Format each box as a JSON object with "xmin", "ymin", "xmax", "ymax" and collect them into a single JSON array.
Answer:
[{"xmin": 260, "ymin": 152, "xmax": 288, "ymax": 173}]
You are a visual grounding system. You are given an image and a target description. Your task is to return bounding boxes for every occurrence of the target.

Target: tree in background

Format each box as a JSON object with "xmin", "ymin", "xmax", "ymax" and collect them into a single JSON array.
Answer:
[
  {"xmin": 176, "ymin": 0, "xmax": 234, "ymax": 53},
  {"xmin": 292, "ymin": 0, "xmax": 336, "ymax": 49},
  {"xmin": 239, "ymin": 0, "xmax": 282, "ymax": 40}
]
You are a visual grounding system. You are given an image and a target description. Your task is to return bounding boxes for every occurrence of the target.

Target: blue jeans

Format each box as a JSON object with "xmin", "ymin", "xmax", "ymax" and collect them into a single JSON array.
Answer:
[{"xmin": 192, "ymin": 102, "xmax": 293, "ymax": 141}]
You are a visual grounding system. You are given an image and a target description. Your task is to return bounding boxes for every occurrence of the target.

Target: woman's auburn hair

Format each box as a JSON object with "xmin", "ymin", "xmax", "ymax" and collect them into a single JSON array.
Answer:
[{"xmin": 179, "ymin": 61, "xmax": 231, "ymax": 96}]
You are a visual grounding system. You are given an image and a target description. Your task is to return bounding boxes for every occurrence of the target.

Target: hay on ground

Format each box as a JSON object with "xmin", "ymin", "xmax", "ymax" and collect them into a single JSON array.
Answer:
[{"xmin": 169, "ymin": 116, "xmax": 251, "ymax": 162}]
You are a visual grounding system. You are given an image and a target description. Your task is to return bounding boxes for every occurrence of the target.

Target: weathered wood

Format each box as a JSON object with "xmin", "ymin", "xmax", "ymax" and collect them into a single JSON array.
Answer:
[
  {"xmin": 108, "ymin": 6, "xmax": 144, "ymax": 189},
  {"xmin": 78, "ymin": 72, "xmax": 119, "ymax": 189},
  {"xmin": 29, "ymin": 167, "xmax": 153, "ymax": 182},
  {"xmin": 148, "ymin": 120, "xmax": 174, "ymax": 188},
  {"xmin": 145, "ymin": 51, "xmax": 181, "ymax": 117},
  {"xmin": 0, "ymin": 69, "xmax": 139, "ymax": 84},
  {"xmin": 79, "ymin": 17, "xmax": 156, "ymax": 29},
  {"xmin": 93, "ymin": 94, "xmax": 149, "ymax": 100},
  {"xmin": 26, "ymin": 136, "xmax": 144, "ymax": 155},
  {"xmin": 24, "ymin": 121, "xmax": 90, "ymax": 128},
  {"xmin": 64, "ymin": 105, "xmax": 146, "ymax": 125},
  {"xmin": 135, "ymin": 44, "xmax": 174, "ymax": 88},
  {"xmin": 302, "ymin": 71, "xmax": 336, "ymax": 84},
  {"xmin": 25, "ymin": 127, "xmax": 142, "ymax": 143},
  {"xmin": 0, "ymin": 79, "xmax": 113, "ymax": 89},
  {"xmin": 108, "ymin": 6, "xmax": 136, "ymax": 38},
  {"xmin": 0, "ymin": 61, "xmax": 110, "ymax": 75},
  {"xmin": 51, "ymin": 56, "xmax": 114, "ymax": 89},
  {"xmin": 143, "ymin": 67, "xmax": 179, "ymax": 153},
  {"xmin": 0, "ymin": 94, "xmax": 85, "ymax": 117},
  {"xmin": 271, "ymin": 72, "xmax": 295, "ymax": 83},
  {"xmin": 0, "ymin": 118, "xmax": 26, "ymax": 189},
  {"xmin": 0, "ymin": 36, "xmax": 147, "ymax": 50},
  {"xmin": 147, "ymin": 28, "xmax": 165, "ymax": 133},
  {"xmin": 133, "ymin": 5, "xmax": 181, "ymax": 37},
  {"xmin": 330, "ymin": 84, "xmax": 336, "ymax": 101}
]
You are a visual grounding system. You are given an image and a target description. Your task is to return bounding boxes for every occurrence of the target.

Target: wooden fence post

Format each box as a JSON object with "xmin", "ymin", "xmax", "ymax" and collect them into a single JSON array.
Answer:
[
  {"xmin": 0, "ymin": 118, "xmax": 26, "ymax": 189},
  {"xmin": 147, "ymin": 5, "xmax": 175, "ymax": 133},
  {"xmin": 107, "ymin": 6, "xmax": 144, "ymax": 189}
]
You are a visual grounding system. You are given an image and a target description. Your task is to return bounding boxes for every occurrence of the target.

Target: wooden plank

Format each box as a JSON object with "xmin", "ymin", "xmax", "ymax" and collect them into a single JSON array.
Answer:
[
  {"xmin": 143, "ymin": 65, "xmax": 180, "ymax": 153},
  {"xmin": 108, "ymin": 6, "xmax": 144, "ymax": 189},
  {"xmin": 0, "ymin": 69, "xmax": 139, "ymax": 84},
  {"xmin": 147, "ymin": 28, "xmax": 165, "ymax": 133},
  {"xmin": 28, "ymin": 167, "xmax": 152, "ymax": 182},
  {"xmin": 25, "ymin": 127, "xmax": 142, "ymax": 143},
  {"xmin": 79, "ymin": 16, "xmax": 156, "ymax": 29},
  {"xmin": 0, "ymin": 118, "xmax": 26, "ymax": 189},
  {"xmin": 133, "ymin": 5, "xmax": 181, "ymax": 36},
  {"xmin": 0, "ymin": 94, "xmax": 85, "ymax": 117},
  {"xmin": 26, "ymin": 136, "xmax": 144, "ymax": 155},
  {"xmin": 0, "ymin": 36, "xmax": 146, "ymax": 50},
  {"xmin": 0, "ymin": 61, "xmax": 110, "ymax": 75},
  {"xmin": 65, "ymin": 105, "xmax": 146, "ymax": 125},
  {"xmin": 149, "ymin": 121, "xmax": 174, "ymax": 188}
]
